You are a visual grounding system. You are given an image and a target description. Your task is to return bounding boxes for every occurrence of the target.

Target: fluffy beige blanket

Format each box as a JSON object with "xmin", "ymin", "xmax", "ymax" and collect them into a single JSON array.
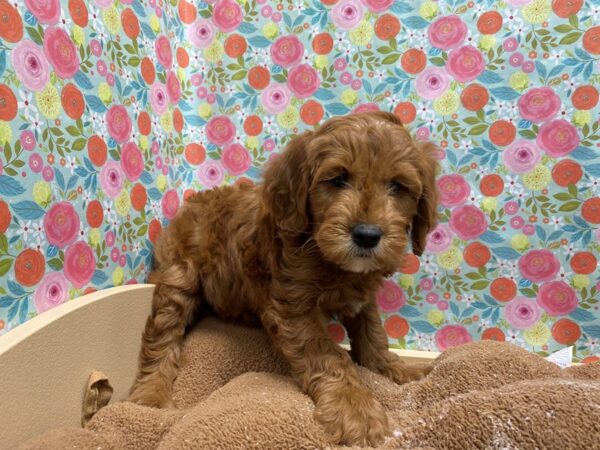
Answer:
[{"xmin": 20, "ymin": 318, "xmax": 600, "ymax": 449}]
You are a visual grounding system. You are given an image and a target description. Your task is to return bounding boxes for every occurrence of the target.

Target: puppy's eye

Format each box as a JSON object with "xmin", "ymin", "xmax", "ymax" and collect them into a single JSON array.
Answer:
[
  {"xmin": 389, "ymin": 181, "xmax": 408, "ymax": 195},
  {"xmin": 327, "ymin": 173, "xmax": 349, "ymax": 188}
]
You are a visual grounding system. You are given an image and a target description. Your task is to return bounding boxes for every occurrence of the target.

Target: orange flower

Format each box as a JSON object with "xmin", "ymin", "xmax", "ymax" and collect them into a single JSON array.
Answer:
[
  {"xmin": 401, "ymin": 48, "xmax": 426, "ymax": 74},
  {"xmin": 137, "ymin": 112, "xmax": 151, "ymax": 136},
  {"xmin": 224, "ymin": 34, "xmax": 247, "ymax": 58},
  {"xmin": 482, "ymin": 327, "xmax": 505, "ymax": 341},
  {"xmin": 121, "ymin": 8, "xmax": 140, "ymax": 40},
  {"xmin": 463, "ymin": 242, "xmax": 491, "ymax": 268},
  {"xmin": 0, "ymin": 84, "xmax": 17, "ymax": 121},
  {"xmin": 326, "ymin": 322, "xmax": 345, "ymax": 344},
  {"xmin": 399, "ymin": 253, "xmax": 420, "ymax": 274},
  {"xmin": 551, "ymin": 319, "xmax": 581, "ymax": 345},
  {"xmin": 140, "ymin": 57, "xmax": 156, "ymax": 85},
  {"xmin": 489, "ymin": 120, "xmax": 516, "ymax": 146},
  {"xmin": 130, "ymin": 184, "xmax": 147, "ymax": 212},
  {"xmin": 148, "ymin": 219, "xmax": 162, "ymax": 243},
  {"xmin": 571, "ymin": 85, "xmax": 599, "ymax": 110},
  {"xmin": 461, "ymin": 83, "xmax": 489, "ymax": 111},
  {"xmin": 312, "ymin": 32, "xmax": 334, "ymax": 55},
  {"xmin": 552, "ymin": 0, "xmax": 583, "ymax": 18},
  {"xmin": 178, "ymin": 0, "xmax": 197, "ymax": 24},
  {"xmin": 582, "ymin": 356, "xmax": 600, "ymax": 364},
  {"xmin": 570, "ymin": 251, "xmax": 597, "ymax": 275},
  {"xmin": 384, "ymin": 315, "xmax": 409, "ymax": 339},
  {"xmin": 551, "ymin": 159, "xmax": 582, "ymax": 187},
  {"xmin": 300, "ymin": 100, "xmax": 324, "ymax": 126},
  {"xmin": 393, "ymin": 101, "xmax": 416, "ymax": 124},
  {"xmin": 583, "ymin": 26, "xmax": 600, "ymax": 55},
  {"xmin": 581, "ymin": 197, "xmax": 600, "ymax": 224},
  {"xmin": 176, "ymin": 47, "xmax": 189, "ymax": 68},
  {"xmin": 185, "ymin": 143, "xmax": 206, "ymax": 166},
  {"xmin": 87, "ymin": 135, "xmax": 107, "ymax": 167},
  {"xmin": 243, "ymin": 115, "xmax": 263, "ymax": 136},
  {"xmin": 0, "ymin": 0, "xmax": 23, "ymax": 42},
  {"xmin": 68, "ymin": 0, "xmax": 88, "ymax": 27},
  {"xmin": 0, "ymin": 200, "xmax": 11, "ymax": 234},
  {"xmin": 173, "ymin": 108, "xmax": 184, "ymax": 133},
  {"xmin": 15, "ymin": 249, "xmax": 45, "ymax": 287},
  {"xmin": 490, "ymin": 278, "xmax": 517, "ymax": 302},
  {"xmin": 183, "ymin": 189, "xmax": 197, "ymax": 201},
  {"xmin": 86, "ymin": 200, "xmax": 103, "ymax": 228},
  {"xmin": 61, "ymin": 83, "xmax": 85, "ymax": 120},
  {"xmin": 248, "ymin": 66, "xmax": 270, "ymax": 90},
  {"xmin": 375, "ymin": 14, "xmax": 400, "ymax": 40},
  {"xmin": 479, "ymin": 174, "xmax": 504, "ymax": 197},
  {"xmin": 477, "ymin": 11, "xmax": 503, "ymax": 35}
]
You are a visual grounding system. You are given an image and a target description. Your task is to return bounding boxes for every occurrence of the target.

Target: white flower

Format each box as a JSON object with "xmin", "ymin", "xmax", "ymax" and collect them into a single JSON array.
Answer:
[
  {"xmin": 550, "ymin": 50, "xmax": 563, "ymax": 65},
  {"xmin": 504, "ymin": 329, "xmax": 525, "ymax": 346},
  {"xmin": 556, "ymin": 266, "xmax": 572, "ymax": 282},
  {"xmin": 77, "ymin": 225, "xmax": 90, "ymax": 242},
  {"xmin": 28, "ymin": 112, "xmax": 43, "ymax": 134},
  {"xmin": 66, "ymin": 156, "xmax": 78, "ymax": 175},
  {"xmin": 549, "ymin": 216, "xmax": 563, "ymax": 230},
  {"xmin": 58, "ymin": 8, "xmax": 71, "ymax": 29},
  {"xmin": 460, "ymin": 140, "xmax": 473, "ymax": 151},
  {"xmin": 586, "ymin": 177, "xmax": 600, "ymax": 194},
  {"xmin": 18, "ymin": 90, "xmax": 37, "ymax": 118},
  {"xmin": 506, "ymin": 176, "xmax": 524, "ymax": 195},
  {"xmin": 17, "ymin": 220, "xmax": 34, "ymax": 241}
]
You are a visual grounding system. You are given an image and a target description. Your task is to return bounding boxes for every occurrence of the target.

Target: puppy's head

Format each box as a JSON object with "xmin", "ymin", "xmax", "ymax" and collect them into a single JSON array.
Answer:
[{"xmin": 262, "ymin": 111, "xmax": 439, "ymax": 274}]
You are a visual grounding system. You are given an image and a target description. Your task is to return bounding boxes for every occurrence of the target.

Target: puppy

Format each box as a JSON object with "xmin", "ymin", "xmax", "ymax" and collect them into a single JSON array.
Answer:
[{"xmin": 129, "ymin": 111, "xmax": 440, "ymax": 446}]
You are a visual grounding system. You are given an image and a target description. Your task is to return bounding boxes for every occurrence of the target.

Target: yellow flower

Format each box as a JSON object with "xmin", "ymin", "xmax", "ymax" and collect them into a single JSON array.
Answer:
[
  {"xmin": 419, "ymin": 1, "xmax": 438, "ymax": 20},
  {"xmin": 72, "ymin": 25, "xmax": 84, "ymax": 46},
  {"xmin": 204, "ymin": 41, "xmax": 224, "ymax": 63},
  {"xmin": 437, "ymin": 246, "xmax": 463, "ymax": 270},
  {"xmin": 177, "ymin": 68, "xmax": 185, "ymax": 81},
  {"xmin": 160, "ymin": 110, "xmax": 173, "ymax": 133},
  {"xmin": 523, "ymin": 164, "xmax": 551, "ymax": 191},
  {"xmin": 522, "ymin": 0, "xmax": 551, "ymax": 24},
  {"xmin": 572, "ymin": 274, "xmax": 590, "ymax": 290},
  {"xmin": 349, "ymin": 21, "xmax": 374, "ymax": 46},
  {"xmin": 427, "ymin": 310, "xmax": 444, "ymax": 327},
  {"xmin": 433, "ymin": 90, "xmax": 460, "ymax": 116},
  {"xmin": 112, "ymin": 267, "xmax": 124, "ymax": 286},
  {"xmin": 572, "ymin": 110, "xmax": 592, "ymax": 127},
  {"xmin": 0, "ymin": 121, "xmax": 12, "ymax": 146},
  {"xmin": 198, "ymin": 103, "xmax": 212, "ymax": 119},
  {"xmin": 481, "ymin": 197, "xmax": 497, "ymax": 213},
  {"xmin": 89, "ymin": 228, "xmax": 101, "ymax": 246},
  {"xmin": 115, "ymin": 189, "xmax": 131, "ymax": 216},
  {"xmin": 314, "ymin": 55, "xmax": 328, "ymax": 70},
  {"xmin": 32, "ymin": 181, "xmax": 52, "ymax": 206},
  {"xmin": 523, "ymin": 322, "xmax": 550, "ymax": 346},
  {"xmin": 478, "ymin": 35, "xmax": 496, "ymax": 52},
  {"xmin": 246, "ymin": 136, "xmax": 259, "ymax": 149},
  {"xmin": 509, "ymin": 72, "xmax": 529, "ymax": 91},
  {"xmin": 98, "ymin": 82, "xmax": 112, "ymax": 104},
  {"xmin": 102, "ymin": 6, "xmax": 121, "ymax": 35},
  {"xmin": 341, "ymin": 89, "xmax": 358, "ymax": 106},
  {"xmin": 156, "ymin": 174, "xmax": 167, "ymax": 192},
  {"xmin": 35, "ymin": 83, "xmax": 61, "ymax": 119},
  {"xmin": 149, "ymin": 14, "xmax": 161, "ymax": 33},
  {"xmin": 511, "ymin": 234, "xmax": 530, "ymax": 252},
  {"xmin": 277, "ymin": 106, "xmax": 299, "ymax": 129},
  {"xmin": 139, "ymin": 135, "xmax": 149, "ymax": 151},
  {"xmin": 399, "ymin": 274, "xmax": 414, "ymax": 289},
  {"xmin": 262, "ymin": 22, "xmax": 279, "ymax": 39}
]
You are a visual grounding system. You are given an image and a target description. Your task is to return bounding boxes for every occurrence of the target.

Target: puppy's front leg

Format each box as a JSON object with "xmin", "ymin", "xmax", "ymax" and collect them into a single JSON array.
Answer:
[
  {"xmin": 343, "ymin": 300, "xmax": 433, "ymax": 384},
  {"xmin": 263, "ymin": 309, "xmax": 390, "ymax": 447}
]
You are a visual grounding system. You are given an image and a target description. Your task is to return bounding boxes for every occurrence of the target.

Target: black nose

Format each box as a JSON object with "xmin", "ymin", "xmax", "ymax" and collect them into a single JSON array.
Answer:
[{"xmin": 351, "ymin": 223, "xmax": 382, "ymax": 249}]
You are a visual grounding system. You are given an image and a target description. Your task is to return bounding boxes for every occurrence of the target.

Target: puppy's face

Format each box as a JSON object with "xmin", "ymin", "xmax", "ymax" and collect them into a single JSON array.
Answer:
[{"xmin": 262, "ymin": 112, "xmax": 439, "ymax": 275}]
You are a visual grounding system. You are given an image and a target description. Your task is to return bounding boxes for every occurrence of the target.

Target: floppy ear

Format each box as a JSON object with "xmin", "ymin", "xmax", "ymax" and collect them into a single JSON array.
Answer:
[
  {"xmin": 411, "ymin": 141, "xmax": 440, "ymax": 256},
  {"xmin": 261, "ymin": 131, "xmax": 313, "ymax": 235}
]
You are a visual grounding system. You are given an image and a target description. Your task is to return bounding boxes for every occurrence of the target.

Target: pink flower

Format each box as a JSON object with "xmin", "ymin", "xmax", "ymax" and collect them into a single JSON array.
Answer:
[
  {"xmin": 518, "ymin": 87, "xmax": 561, "ymax": 123},
  {"xmin": 505, "ymin": 201, "xmax": 519, "ymax": 215},
  {"xmin": 25, "ymin": 0, "xmax": 60, "ymax": 24},
  {"xmin": 449, "ymin": 205, "xmax": 488, "ymax": 240},
  {"xmin": 537, "ymin": 281, "xmax": 578, "ymax": 316},
  {"xmin": 43, "ymin": 201, "xmax": 80, "ymax": 248},
  {"xmin": 29, "ymin": 154, "xmax": 43, "ymax": 173},
  {"xmin": 34, "ymin": 272, "xmax": 69, "ymax": 314},
  {"xmin": 206, "ymin": 116, "xmax": 236, "ymax": 146},
  {"xmin": 446, "ymin": 45, "xmax": 485, "ymax": 83},
  {"xmin": 21, "ymin": 131, "xmax": 36, "ymax": 151},
  {"xmin": 94, "ymin": 0, "xmax": 113, "ymax": 7},
  {"xmin": 106, "ymin": 105, "xmax": 132, "ymax": 143},
  {"xmin": 11, "ymin": 40, "xmax": 50, "ymax": 92},
  {"xmin": 90, "ymin": 39, "xmax": 102, "ymax": 57},
  {"xmin": 360, "ymin": 0, "xmax": 393, "ymax": 13},
  {"xmin": 261, "ymin": 83, "xmax": 292, "ymax": 114},
  {"xmin": 435, "ymin": 325, "xmax": 472, "ymax": 351},
  {"xmin": 155, "ymin": 35, "xmax": 173, "ymax": 69},
  {"xmin": 161, "ymin": 189, "xmax": 180, "ymax": 220},
  {"xmin": 437, "ymin": 174, "xmax": 471, "ymax": 208},
  {"xmin": 197, "ymin": 160, "xmax": 225, "ymax": 188},
  {"xmin": 536, "ymin": 119, "xmax": 580, "ymax": 158},
  {"xmin": 100, "ymin": 161, "xmax": 124, "ymax": 199},
  {"xmin": 64, "ymin": 241, "xmax": 95, "ymax": 289},
  {"xmin": 502, "ymin": 139, "xmax": 542, "ymax": 174},
  {"xmin": 270, "ymin": 35, "xmax": 304, "ymax": 68},
  {"xmin": 43, "ymin": 27, "xmax": 79, "ymax": 79},
  {"xmin": 212, "ymin": 0, "xmax": 243, "ymax": 32},
  {"xmin": 415, "ymin": 67, "xmax": 450, "ymax": 100},
  {"xmin": 120, "ymin": 142, "xmax": 144, "ymax": 181},
  {"xmin": 428, "ymin": 15, "xmax": 468, "ymax": 50},
  {"xmin": 221, "ymin": 144, "xmax": 251, "ymax": 175},
  {"xmin": 518, "ymin": 249, "xmax": 560, "ymax": 282},
  {"xmin": 287, "ymin": 64, "xmax": 320, "ymax": 99},
  {"xmin": 376, "ymin": 280, "xmax": 406, "ymax": 313},
  {"xmin": 188, "ymin": 19, "xmax": 215, "ymax": 48},
  {"xmin": 353, "ymin": 103, "xmax": 380, "ymax": 113},
  {"xmin": 166, "ymin": 71, "xmax": 181, "ymax": 104},
  {"xmin": 425, "ymin": 223, "xmax": 454, "ymax": 254},
  {"xmin": 504, "ymin": 297, "xmax": 541, "ymax": 329},
  {"xmin": 149, "ymin": 83, "xmax": 169, "ymax": 116},
  {"xmin": 331, "ymin": 0, "xmax": 364, "ymax": 30}
]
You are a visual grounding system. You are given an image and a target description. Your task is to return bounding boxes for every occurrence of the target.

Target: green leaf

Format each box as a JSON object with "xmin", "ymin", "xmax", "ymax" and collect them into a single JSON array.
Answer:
[
  {"xmin": 471, "ymin": 280, "xmax": 490, "ymax": 290},
  {"xmin": 129, "ymin": 57, "xmax": 140, "ymax": 67},
  {"xmin": 72, "ymin": 138, "xmax": 87, "ymax": 151},
  {"xmin": 559, "ymin": 201, "xmax": 581, "ymax": 212},
  {"xmin": 465, "ymin": 272, "xmax": 482, "ymax": 280},
  {"xmin": 560, "ymin": 32, "xmax": 582, "ymax": 45},
  {"xmin": 568, "ymin": 184, "xmax": 578, "ymax": 197},
  {"xmin": 469, "ymin": 124, "xmax": 488, "ymax": 135},
  {"xmin": 519, "ymin": 130, "xmax": 537, "ymax": 139},
  {"xmin": 66, "ymin": 126, "xmax": 80, "ymax": 137},
  {"xmin": 381, "ymin": 53, "xmax": 400, "ymax": 64},
  {"xmin": 231, "ymin": 70, "xmax": 247, "ymax": 80},
  {"xmin": 376, "ymin": 46, "xmax": 393, "ymax": 54},
  {"xmin": 568, "ymin": 14, "xmax": 579, "ymax": 28},
  {"xmin": 553, "ymin": 24, "xmax": 573, "ymax": 33},
  {"xmin": 47, "ymin": 258, "xmax": 64, "ymax": 271},
  {"xmin": 0, "ymin": 234, "xmax": 7, "ymax": 254},
  {"xmin": 430, "ymin": 56, "xmax": 446, "ymax": 67},
  {"xmin": 0, "ymin": 259, "xmax": 12, "ymax": 277},
  {"xmin": 463, "ymin": 116, "xmax": 481, "ymax": 125},
  {"xmin": 26, "ymin": 26, "xmax": 43, "ymax": 45},
  {"xmin": 554, "ymin": 192, "xmax": 573, "ymax": 201}
]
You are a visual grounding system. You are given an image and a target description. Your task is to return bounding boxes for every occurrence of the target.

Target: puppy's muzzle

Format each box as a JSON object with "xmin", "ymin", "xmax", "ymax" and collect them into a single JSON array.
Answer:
[{"xmin": 351, "ymin": 223, "xmax": 382, "ymax": 249}]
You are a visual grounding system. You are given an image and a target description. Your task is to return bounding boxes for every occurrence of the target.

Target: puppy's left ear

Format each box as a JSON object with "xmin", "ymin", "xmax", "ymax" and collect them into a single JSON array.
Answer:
[{"xmin": 411, "ymin": 141, "xmax": 440, "ymax": 256}]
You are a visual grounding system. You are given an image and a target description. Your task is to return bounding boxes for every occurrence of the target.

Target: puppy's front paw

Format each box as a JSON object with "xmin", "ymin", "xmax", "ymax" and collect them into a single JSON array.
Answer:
[
  {"xmin": 129, "ymin": 380, "xmax": 175, "ymax": 409},
  {"xmin": 383, "ymin": 354, "xmax": 433, "ymax": 384},
  {"xmin": 315, "ymin": 387, "xmax": 390, "ymax": 446}
]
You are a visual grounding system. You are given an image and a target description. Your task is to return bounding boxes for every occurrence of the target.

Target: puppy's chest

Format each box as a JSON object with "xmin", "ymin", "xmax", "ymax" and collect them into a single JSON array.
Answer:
[{"xmin": 318, "ymin": 284, "xmax": 371, "ymax": 318}]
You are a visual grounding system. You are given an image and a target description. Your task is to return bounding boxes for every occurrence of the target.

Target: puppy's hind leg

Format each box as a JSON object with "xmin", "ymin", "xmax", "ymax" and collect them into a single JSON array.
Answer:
[{"xmin": 129, "ymin": 263, "xmax": 199, "ymax": 408}]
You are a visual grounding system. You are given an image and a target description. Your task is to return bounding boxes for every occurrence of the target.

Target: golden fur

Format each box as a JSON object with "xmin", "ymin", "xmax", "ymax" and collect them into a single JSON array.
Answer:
[{"xmin": 129, "ymin": 111, "xmax": 440, "ymax": 446}]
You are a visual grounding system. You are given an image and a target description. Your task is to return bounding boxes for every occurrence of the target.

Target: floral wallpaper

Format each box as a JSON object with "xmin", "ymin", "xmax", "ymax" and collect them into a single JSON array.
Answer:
[{"xmin": 0, "ymin": 0, "xmax": 599, "ymax": 362}]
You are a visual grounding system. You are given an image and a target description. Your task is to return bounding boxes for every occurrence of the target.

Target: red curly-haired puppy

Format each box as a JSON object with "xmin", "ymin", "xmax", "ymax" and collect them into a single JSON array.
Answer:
[{"xmin": 129, "ymin": 111, "xmax": 440, "ymax": 446}]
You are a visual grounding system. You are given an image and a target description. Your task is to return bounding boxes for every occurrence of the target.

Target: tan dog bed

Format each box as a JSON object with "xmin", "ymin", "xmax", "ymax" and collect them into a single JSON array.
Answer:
[{"xmin": 18, "ymin": 316, "xmax": 600, "ymax": 450}]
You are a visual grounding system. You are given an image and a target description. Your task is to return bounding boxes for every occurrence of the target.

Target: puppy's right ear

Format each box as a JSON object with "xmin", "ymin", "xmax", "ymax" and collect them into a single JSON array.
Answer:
[{"xmin": 261, "ymin": 131, "xmax": 313, "ymax": 235}]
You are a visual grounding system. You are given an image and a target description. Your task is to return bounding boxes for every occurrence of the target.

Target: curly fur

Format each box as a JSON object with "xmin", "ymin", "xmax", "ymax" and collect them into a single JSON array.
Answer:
[{"xmin": 129, "ymin": 111, "xmax": 440, "ymax": 446}]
